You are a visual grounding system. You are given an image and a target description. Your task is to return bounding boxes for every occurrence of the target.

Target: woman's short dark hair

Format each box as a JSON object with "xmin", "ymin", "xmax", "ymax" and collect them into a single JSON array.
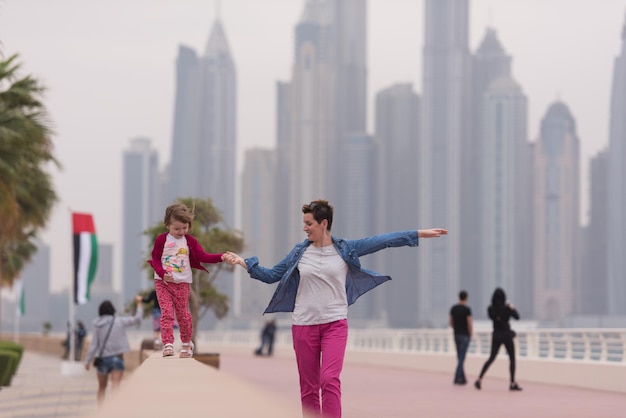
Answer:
[
  {"xmin": 98, "ymin": 300, "xmax": 116, "ymax": 316},
  {"xmin": 302, "ymin": 199, "xmax": 334, "ymax": 231}
]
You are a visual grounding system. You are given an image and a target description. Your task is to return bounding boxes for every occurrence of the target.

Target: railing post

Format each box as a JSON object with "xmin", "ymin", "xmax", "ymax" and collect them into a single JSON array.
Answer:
[{"xmin": 582, "ymin": 331, "xmax": 590, "ymax": 361}]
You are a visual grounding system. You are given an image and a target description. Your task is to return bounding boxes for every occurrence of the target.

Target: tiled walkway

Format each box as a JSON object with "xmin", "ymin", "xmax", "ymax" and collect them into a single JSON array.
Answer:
[{"xmin": 0, "ymin": 352, "xmax": 98, "ymax": 418}]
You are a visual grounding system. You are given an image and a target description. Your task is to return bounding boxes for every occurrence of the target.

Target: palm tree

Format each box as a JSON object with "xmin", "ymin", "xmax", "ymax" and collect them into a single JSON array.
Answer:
[{"xmin": 0, "ymin": 53, "xmax": 59, "ymax": 330}]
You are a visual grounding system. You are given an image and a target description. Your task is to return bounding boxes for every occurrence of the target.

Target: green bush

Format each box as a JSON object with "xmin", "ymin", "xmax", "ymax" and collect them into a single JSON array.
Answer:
[
  {"xmin": 0, "ymin": 340, "xmax": 24, "ymax": 363},
  {"xmin": 0, "ymin": 351, "xmax": 19, "ymax": 387},
  {"xmin": 0, "ymin": 341, "xmax": 23, "ymax": 387}
]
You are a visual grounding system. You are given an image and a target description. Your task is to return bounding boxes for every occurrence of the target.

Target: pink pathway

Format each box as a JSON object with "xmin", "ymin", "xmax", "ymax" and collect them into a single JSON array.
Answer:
[{"xmin": 219, "ymin": 351, "xmax": 625, "ymax": 418}]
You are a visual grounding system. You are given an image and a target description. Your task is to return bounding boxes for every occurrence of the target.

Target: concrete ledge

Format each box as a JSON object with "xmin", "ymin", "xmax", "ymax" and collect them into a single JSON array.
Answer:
[{"xmin": 91, "ymin": 352, "xmax": 295, "ymax": 417}]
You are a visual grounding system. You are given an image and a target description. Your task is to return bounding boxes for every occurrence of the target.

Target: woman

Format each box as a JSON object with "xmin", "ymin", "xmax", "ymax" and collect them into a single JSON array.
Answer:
[
  {"xmin": 84, "ymin": 296, "xmax": 143, "ymax": 404},
  {"xmin": 224, "ymin": 199, "xmax": 447, "ymax": 418},
  {"xmin": 474, "ymin": 287, "xmax": 522, "ymax": 391}
]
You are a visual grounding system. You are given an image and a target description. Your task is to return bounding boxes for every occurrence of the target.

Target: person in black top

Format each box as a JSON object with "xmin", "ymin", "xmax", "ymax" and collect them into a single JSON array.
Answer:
[
  {"xmin": 255, "ymin": 319, "xmax": 277, "ymax": 356},
  {"xmin": 474, "ymin": 287, "xmax": 522, "ymax": 391},
  {"xmin": 449, "ymin": 290, "xmax": 472, "ymax": 385}
]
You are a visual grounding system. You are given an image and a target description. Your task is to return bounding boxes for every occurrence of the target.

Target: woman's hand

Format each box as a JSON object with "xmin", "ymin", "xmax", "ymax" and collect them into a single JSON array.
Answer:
[
  {"xmin": 418, "ymin": 228, "xmax": 448, "ymax": 238},
  {"xmin": 223, "ymin": 251, "xmax": 246, "ymax": 269}
]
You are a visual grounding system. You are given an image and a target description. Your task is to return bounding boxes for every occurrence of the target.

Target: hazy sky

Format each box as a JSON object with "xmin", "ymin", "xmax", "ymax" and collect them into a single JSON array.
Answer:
[{"xmin": 1, "ymin": 0, "xmax": 624, "ymax": 292}]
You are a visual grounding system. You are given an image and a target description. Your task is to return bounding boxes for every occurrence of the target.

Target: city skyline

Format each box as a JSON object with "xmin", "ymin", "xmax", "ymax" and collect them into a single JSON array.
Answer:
[{"xmin": 0, "ymin": 0, "xmax": 624, "ymax": 292}]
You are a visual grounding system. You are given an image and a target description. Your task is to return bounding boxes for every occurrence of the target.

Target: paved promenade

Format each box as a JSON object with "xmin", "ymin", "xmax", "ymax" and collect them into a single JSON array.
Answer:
[{"xmin": 1, "ymin": 348, "xmax": 624, "ymax": 417}]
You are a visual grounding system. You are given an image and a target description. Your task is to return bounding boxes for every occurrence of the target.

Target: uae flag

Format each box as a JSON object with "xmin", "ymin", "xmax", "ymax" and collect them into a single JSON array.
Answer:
[{"xmin": 72, "ymin": 212, "xmax": 98, "ymax": 305}]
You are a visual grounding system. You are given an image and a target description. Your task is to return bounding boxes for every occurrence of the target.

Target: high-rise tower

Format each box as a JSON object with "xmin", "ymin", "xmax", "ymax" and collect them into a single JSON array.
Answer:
[
  {"xmin": 471, "ymin": 29, "xmax": 533, "ymax": 316},
  {"xmin": 419, "ymin": 0, "xmax": 471, "ymax": 325},
  {"xmin": 167, "ymin": 18, "xmax": 237, "ymax": 228},
  {"xmin": 581, "ymin": 150, "xmax": 608, "ymax": 315},
  {"xmin": 326, "ymin": 0, "xmax": 368, "ymax": 238},
  {"xmin": 285, "ymin": 1, "xmax": 334, "ymax": 243},
  {"xmin": 608, "ymin": 12, "xmax": 626, "ymax": 315},
  {"xmin": 533, "ymin": 102, "xmax": 579, "ymax": 323},
  {"xmin": 374, "ymin": 83, "xmax": 420, "ymax": 327},
  {"xmin": 238, "ymin": 148, "xmax": 279, "ymax": 319},
  {"xmin": 122, "ymin": 138, "xmax": 160, "ymax": 304},
  {"xmin": 481, "ymin": 76, "xmax": 531, "ymax": 315},
  {"xmin": 284, "ymin": 0, "xmax": 368, "ymax": 242}
]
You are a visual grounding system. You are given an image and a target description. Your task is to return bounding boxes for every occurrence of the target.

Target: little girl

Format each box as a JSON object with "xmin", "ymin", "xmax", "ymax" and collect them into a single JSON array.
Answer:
[{"xmin": 148, "ymin": 202, "xmax": 225, "ymax": 357}]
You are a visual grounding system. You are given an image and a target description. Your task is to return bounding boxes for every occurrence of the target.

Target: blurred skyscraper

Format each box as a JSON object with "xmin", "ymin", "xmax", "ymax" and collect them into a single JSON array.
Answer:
[
  {"xmin": 580, "ymin": 150, "xmax": 608, "ymax": 316},
  {"xmin": 473, "ymin": 29, "xmax": 533, "ymax": 318},
  {"xmin": 274, "ymin": 81, "xmax": 293, "ymax": 256},
  {"xmin": 338, "ymin": 133, "xmax": 378, "ymax": 322},
  {"xmin": 10, "ymin": 241, "xmax": 50, "ymax": 332},
  {"xmin": 166, "ymin": 17, "xmax": 238, "ymax": 312},
  {"xmin": 481, "ymin": 75, "xmax": 532, "ymax": 316},
  {"xmin": 283, "ymin": 1, "xmax": 337, "ymax": 243},
  {"xmin": 374, "ymin": 83, "xmax": 421, "ymax": 327},
  {"xmin": 281, "ymin": 0, "xmax": 368, "ymax": 241},
  {"xmin": 327, "ymin": 0, "xmax": 368, "ymax": 241},
  {"xmin": 533, "ymin": 102, "xmax": 580, "ymax": 324},
  {"xmin": 122, "ymin": 138, "xmax": 160, "ymax": 305},
  {"xmin": 238, "ymin": 148, "xmax": 279, "ymax": 319},
  {"xmin": 418, "ymin": 0, "xmax": 471, "ymax": 325},
  {"xmin": 167, "ymin": 18, "xmax": 237, "ymax": 228},
  {"xmin": 608, "ymin": 13, "xmax": 626, "ymax": 316},
  {"xmin": 273, "ymin": 0, "xmax": 378, "ymax": 321}
]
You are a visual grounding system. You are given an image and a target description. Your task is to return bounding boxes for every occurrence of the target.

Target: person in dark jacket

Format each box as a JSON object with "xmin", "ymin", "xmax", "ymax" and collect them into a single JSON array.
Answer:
[
  {"xmin": 255, "ymin": 319, "xmax": 277, "ymax": 356},
  {"xmin": 474, "ymin": 287, "xmax": 522, "ymax": 391},
  {"xmin": 449, "ymin": 290, "xmax": 472, "ymax": 385},
  {"xmin": 62, "ymin": 320, "xmax": 88, "ymax": 361},
  {"xmin": 74, "ymin": 321, "xmax": 87, "ymax": 361}
]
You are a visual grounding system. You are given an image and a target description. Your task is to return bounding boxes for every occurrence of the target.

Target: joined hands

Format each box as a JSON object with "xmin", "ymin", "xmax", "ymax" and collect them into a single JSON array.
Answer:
[{"xmin": 223, "ymin": 251, "xmax": 245, "ymax": 268}]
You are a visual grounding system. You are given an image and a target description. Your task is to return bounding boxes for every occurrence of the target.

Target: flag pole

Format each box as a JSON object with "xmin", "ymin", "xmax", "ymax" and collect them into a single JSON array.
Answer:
[
  {"xmin": 69, "ymin": 209, "xmax": 76, "ymax": 363},
  {"xmin": 13, "ymin": 305, "xmax": 19, "ymax": 344},
  {"xmin": 13, "ymin": 278, "xmax": 23, "ymax": 343},
  {"xmin": 62, "ymin": 208, "xmax": 83, "ymax": 375},
  {"xmin": 69, "ymin": 278, "xmax": 76, "ymax": 362},
  {"xmin": 13, "ymin": 294, "xmax": 20, "ymax": 344}
]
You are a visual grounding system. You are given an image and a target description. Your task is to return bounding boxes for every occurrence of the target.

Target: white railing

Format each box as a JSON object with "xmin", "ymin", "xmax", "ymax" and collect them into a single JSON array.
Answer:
[{"xmin": 196, "ymin": 328, "xmax": 626, "ymax": 364}]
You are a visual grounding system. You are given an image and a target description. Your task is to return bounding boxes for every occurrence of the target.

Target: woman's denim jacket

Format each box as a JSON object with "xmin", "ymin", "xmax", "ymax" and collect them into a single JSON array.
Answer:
[{"xmin": 244, "ymin": 230, "xmax": 419, "ymax": 314}]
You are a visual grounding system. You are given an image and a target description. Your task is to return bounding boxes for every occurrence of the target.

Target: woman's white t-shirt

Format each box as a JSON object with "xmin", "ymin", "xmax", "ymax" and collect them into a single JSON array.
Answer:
[{"xmin": 293, "ymin": 244, "xmax": 348, "ymax": 325}]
